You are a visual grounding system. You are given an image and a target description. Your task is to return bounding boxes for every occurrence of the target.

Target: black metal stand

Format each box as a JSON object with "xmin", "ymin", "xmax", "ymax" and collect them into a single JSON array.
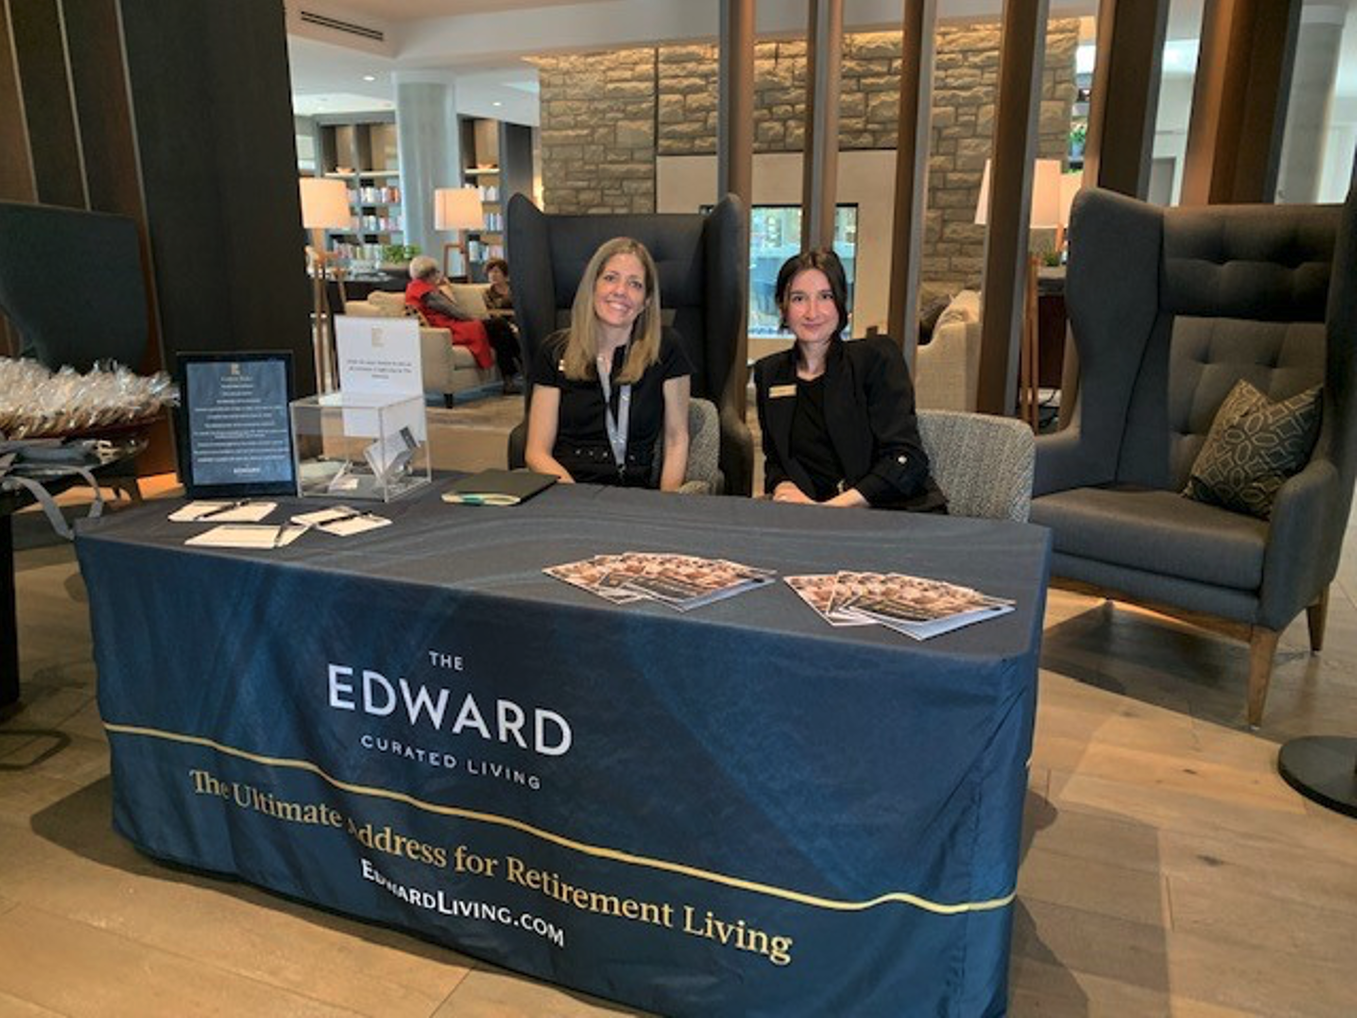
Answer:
[{"xmin": 1278, "ymin": 736, "xmax": 1357, "ymax": 818}]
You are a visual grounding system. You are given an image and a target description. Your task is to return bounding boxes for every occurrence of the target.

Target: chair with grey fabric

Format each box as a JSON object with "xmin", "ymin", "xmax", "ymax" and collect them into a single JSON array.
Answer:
[
  {"xmin": 917, "ymin": 409, "xmax": 1033, "ymax": 522},
  {"xmin": 1030, "ymin": 185, "xmax": 1357, "ymax": 727},
  {"xmin": 650, "ymin": 397, "xmax": 722, "ymax": 495},
  {"xmin": 505, "ymin": 193, "xmax": 753, "ymax": 494}
]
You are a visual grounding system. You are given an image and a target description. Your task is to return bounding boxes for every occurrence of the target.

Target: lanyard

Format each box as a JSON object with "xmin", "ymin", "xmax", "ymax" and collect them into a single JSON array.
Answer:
[{"xmin": 598, "ymin": 354, "xmax": 632, "ymax": 474}]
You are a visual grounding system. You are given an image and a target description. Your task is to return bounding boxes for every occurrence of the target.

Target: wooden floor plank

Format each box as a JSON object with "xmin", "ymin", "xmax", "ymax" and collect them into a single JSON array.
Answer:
[{"xmin": 0, "ymin": 905, "xmax": 373, "ymax": 1018}]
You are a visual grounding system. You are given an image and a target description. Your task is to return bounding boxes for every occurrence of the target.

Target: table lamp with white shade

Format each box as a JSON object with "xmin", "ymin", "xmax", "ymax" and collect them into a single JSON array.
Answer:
[
  {"xmin": 434, "ymin": 186, "xmax": 485, "ymax": 279},
  {"xmin": 299, "ymin": 177, "xmax": 352, "ymax": 392}
]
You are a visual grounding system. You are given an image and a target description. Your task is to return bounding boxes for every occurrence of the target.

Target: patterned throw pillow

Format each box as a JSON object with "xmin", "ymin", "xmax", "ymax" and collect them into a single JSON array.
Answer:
[{"xmin": 1184, "ymin": 379, "xmax": 1322, "ymax": 519}]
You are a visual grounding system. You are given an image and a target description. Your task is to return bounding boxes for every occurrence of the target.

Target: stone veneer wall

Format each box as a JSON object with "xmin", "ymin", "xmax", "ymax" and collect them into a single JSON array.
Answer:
[{"xmin": 532, "ymin": 20, "xmax": 1079, "ymax": 285}]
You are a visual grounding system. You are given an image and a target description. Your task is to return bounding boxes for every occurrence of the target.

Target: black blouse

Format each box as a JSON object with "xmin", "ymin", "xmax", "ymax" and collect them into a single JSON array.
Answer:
[{"xmin": 790, "ymin": 375, "xmax": 846, "ymax": 501}]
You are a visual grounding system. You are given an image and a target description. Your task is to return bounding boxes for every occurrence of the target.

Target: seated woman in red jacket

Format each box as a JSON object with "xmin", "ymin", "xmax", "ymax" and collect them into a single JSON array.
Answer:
[{"xmin": 406, "ymin": 256, "xmax": 520, "ymax": 390}]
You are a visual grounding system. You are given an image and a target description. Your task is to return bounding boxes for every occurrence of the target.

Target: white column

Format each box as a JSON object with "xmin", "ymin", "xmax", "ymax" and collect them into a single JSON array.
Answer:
[
  {"xmin": 1276, "ymin": 3, "xmax": 1347, "ymax": 203},
  {"xmin": 395, "ymin": 74, "xmax": 463, "ymax": 263}
]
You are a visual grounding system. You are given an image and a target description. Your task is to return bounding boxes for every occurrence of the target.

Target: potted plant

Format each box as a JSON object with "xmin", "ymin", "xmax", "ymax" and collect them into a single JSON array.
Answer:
[{"xmin": 1069, "ymin": 122, "xmax": 1087, "ymax": 160}]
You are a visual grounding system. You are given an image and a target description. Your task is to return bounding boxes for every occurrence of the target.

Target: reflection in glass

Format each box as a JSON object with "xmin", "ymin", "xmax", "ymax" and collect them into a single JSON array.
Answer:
[{"xmin": 747, "ymin": 206, "xmax": 858, "ymax": 338}]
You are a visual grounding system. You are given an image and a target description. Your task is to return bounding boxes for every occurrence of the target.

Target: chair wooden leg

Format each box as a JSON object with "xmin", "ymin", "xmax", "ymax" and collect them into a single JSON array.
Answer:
[
  {"xmin": 1247, "ymin": 627, "xmax": 1281, "ymax": 728},
  {"xmin": 1307, "ymin": 587, "xmax": 1329, "ymax": 653}
]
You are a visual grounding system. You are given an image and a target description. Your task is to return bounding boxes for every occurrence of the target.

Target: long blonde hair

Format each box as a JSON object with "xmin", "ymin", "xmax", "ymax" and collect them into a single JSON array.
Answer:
[{"xmin": 560, "ymin": 237, "xmax": 662, "ymax": 383}]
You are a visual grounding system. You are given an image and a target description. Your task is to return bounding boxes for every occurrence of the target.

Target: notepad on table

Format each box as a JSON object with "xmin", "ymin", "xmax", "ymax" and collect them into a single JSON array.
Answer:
[
  {"xmin": 185, "ymin": 523, "xmax": 306, "ymax": 549},
  {"xmin": 441, "ymin": 469, "xmax": 557, "ymax": 506},
  {"xmin": 169, "ymin": 500, "xmax": 277, "ymax": 523}
]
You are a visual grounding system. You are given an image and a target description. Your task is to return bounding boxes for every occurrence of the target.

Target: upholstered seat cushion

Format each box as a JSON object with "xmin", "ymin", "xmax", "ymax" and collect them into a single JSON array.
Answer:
[{"xmin": 1031, "ymin": 485, "xmax": 1268, "ymax": 590}]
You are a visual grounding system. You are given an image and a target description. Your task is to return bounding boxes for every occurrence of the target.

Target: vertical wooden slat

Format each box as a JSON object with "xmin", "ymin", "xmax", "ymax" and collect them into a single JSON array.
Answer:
[
  {"xmin": 8, "ymin": 0, "xmax": 85, "ymax": 208},
  {"xmin": 1180, "ymin": 0, "xmax": 1302, "ymax": 205},
  {"xmin": 718, "ymin": 0, "xmax": 754, "ymax": 418},
  {"xmin": 717, "ymin": 0, "xmax": 754, "ymax": 207},
  {"xmin": 802, "ymin": 0, "xmax": 842, "ymax": 250},
  {"xmin": 976, "ymin": 0, "xmax": 1049, "ymax": 417},
  {"xmin": 887, "ymin": 0, "xmax": 937, "ymax": 362},
  {"xmin": 1084, "ymin": 0, "xmax": 1169, "ymax": 198},
  {"xmin": 0, "ymin": 0, "xmax": 37, "ymax": 203}
]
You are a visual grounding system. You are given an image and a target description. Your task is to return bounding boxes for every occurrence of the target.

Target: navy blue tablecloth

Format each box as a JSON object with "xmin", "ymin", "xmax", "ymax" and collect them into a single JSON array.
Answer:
[{"xmin": 76, "ymin": 483, "xmax": 1050, "ymax": 1017}]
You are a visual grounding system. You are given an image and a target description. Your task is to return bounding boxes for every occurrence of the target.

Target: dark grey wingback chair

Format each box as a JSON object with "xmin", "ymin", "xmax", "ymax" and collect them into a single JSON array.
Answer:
[
  {"xmin": 1031, "ymin": 185, "xmax": 1357, "ymax": 727},
  {"xmin": 505, "ymin": 194, "xmax": 753, "ymax": 495},
  {"xmin": 0, "ymin": 201, "xmax": 148, "ymax": 371}
]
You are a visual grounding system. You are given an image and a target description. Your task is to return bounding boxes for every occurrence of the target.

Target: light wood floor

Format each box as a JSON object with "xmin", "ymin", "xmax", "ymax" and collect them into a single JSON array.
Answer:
[{"xmin": 3, "ymin": 397, "xmax": 1355, "ymax": 1016}]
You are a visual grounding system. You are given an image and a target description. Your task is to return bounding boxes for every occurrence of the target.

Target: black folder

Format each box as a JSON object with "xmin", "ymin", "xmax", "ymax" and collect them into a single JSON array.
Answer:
[{"xmin": 441, "ymin": 469, "xmax": 558, "ymax": 506}]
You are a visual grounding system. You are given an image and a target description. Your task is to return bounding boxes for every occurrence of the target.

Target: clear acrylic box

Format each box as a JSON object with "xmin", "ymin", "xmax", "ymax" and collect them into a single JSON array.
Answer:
[{"xmin": 290, "ymin": 392, "xmax": 430, "ymax": 501}]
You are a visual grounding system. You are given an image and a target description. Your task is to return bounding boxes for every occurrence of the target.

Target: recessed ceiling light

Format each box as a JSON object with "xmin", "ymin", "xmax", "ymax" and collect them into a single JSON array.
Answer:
[
  {"xmin": 492, "ymin": 101, "xmax": 502, "ymax": 107},
  {"xmin": 363, "ymin": 75, "xmax": 376, "ymax": 82}
]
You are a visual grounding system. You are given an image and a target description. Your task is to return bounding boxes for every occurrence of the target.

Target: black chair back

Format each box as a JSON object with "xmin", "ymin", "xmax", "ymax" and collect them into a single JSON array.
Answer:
[{"xmin": 0, "ymin": 201, "xmax": 149, "ymax": 371}]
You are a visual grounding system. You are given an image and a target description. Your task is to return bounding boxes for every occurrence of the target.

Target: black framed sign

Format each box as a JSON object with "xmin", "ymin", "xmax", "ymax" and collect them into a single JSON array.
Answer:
[{"xmin": 175, "ymin": 351, "xmax": 296, "ymax": 497}]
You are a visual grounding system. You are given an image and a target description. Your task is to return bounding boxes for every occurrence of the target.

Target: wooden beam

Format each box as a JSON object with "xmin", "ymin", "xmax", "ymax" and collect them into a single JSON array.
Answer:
[
  {"xmin": 718, "ymin": 0, "xmax": 754, "ymax": 419},
  {"xmin": 887, "ymin": 0, "xmax": 937, "ymax": 364},
  {"xmin": 8, "ymin": 0, "xmax": 86, "ymax": 208},
  {"xmin": 976, "ymin": 0, "xmax": 1048, "ymax": 417},
  {"xmin": 717, "ymin": 0, "xmax": 754, "ymax": 208},
  {"xmin": 802, "ymin": 0, "xmax": 842, "ymax": 250},
  {"xmin": 1180, "ymin": 0, "xmax": 1302, "ymax": 205},
  {"xmin": 1084, "ymin": 0, "xmax": 1169, "ymax": 198}
]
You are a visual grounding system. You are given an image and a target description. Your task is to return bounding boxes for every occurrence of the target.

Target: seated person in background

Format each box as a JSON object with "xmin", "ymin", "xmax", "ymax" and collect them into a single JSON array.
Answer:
[
  {"xmin": 484, "ymin": 257, "xmax": 514, "ymax": 312},
  {"xmin": 525, "ymin": 237, "xmax": 691, "ymax": 489},
  {"xmin": 406, "ymin": 256, "xmax": 522, "ymax": 393},
  {"xmin": 754, "ymin": 248, "xmax": 946, "ymax": 512}
]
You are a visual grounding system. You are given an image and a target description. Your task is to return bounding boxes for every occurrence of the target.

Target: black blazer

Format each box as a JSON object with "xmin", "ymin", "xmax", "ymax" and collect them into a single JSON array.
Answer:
[{"xmin": 754, "ymin": 335, "xmax": 946, "ymax": 511}]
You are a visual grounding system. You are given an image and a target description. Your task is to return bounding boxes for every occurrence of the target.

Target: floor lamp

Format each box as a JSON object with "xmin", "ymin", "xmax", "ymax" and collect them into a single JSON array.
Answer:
[
  {"xmin": 434, "ymin": 186, "xmax": 484, "ymax": 279},
  {"xmin": 976, "ymin": 159, "xmax": 1068, "ymax": 430},
  {"xmin": 299, "ymin": 177, "xmax": 352, "ymax": 393}
]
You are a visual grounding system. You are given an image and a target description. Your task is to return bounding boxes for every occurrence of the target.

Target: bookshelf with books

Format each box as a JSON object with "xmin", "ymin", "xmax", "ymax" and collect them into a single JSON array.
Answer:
[
  {"xmin": 459, "ymin": 117, "xmax": 533, "ymax": 280},
  {"xmin": 316, "ymin": 116, "xmax": 403, "ymax": 264}
]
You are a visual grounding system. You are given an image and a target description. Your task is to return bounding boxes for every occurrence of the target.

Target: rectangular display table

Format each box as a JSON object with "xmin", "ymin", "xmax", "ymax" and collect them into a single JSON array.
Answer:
[{"xmin": 76, "ymin": 483, "xmax": 1049, "ymax": 1017}]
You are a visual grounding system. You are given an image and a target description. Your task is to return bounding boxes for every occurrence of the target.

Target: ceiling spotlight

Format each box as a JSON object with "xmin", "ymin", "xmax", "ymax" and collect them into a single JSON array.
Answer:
[
  {"xmin": 362, "ymin": 74, "xmax": 376, "ymax": 82},
  {"xmin": 492, "ymin": 101, "xmax": 502, "ymax": 107}
]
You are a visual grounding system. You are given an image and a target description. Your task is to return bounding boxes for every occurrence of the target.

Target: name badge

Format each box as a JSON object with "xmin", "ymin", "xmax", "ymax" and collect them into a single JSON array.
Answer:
[{"xmin": 769, "ymin": 384, "xmax": 796, "ymax": 399}]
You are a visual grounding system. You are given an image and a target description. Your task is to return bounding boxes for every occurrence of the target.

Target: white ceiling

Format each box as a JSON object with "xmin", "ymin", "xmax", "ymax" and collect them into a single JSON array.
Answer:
[{"xmin": 287, "ymin": 0, "xmax": 1357, "ymax": 123}]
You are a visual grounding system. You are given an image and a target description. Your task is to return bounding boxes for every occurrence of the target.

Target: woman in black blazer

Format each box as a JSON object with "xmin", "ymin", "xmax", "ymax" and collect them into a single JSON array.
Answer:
[{"xmin": 753, "ymin": 248, "xmax": 946, "ymax": 512}]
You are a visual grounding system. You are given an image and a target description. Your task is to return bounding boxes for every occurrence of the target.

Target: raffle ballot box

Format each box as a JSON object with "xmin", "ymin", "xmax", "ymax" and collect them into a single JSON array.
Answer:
[{"xmin": 290, "ymin": 391, "xmax": 429, "ymax": 502}]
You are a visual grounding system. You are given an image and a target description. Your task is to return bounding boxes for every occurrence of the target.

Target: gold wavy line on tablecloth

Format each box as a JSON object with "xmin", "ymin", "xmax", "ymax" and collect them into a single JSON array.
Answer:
[{"xmin": 104, "ymin": 721, "xmax": 1015, "ymax": 916}]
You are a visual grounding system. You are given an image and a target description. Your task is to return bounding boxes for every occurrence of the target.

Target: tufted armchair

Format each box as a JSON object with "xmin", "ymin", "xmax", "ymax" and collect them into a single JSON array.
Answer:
[
  {"xmin": 1031, "ymin": 186, "xmax": 1357, "ymax": 726},
  {"xmin": 504, "ymin": 194, "xmax": 753, "ymax": 495}
]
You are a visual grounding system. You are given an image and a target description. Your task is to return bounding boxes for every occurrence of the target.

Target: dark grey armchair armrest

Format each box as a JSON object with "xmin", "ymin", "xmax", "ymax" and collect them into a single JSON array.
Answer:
[
  {"xmin": 1258, "ymin": 455, "xmax": 1341, "ymax": 629},
  {"xmin": 1033, "ymin": 427, "xmax": 1108, "ymax": 496}
]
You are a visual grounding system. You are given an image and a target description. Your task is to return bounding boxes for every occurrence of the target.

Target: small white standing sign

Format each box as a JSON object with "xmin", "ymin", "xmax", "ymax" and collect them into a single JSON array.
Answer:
[{"xmin": 333, "ymin": 315, "xmax": 427, "ymax": 441}]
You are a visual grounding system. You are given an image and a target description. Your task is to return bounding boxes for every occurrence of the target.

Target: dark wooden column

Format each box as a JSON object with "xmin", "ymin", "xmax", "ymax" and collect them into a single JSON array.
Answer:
[
  {"xmin": 1084, "ymin": 0, "xmax": 1169, "ymax": 198},
  {"xmin": 718, "ymin": 0, "xmax": 754, "ymax": 207},
  {"xmin": 0, "ymin": 1, "xmax": 35, "ymax": 356},
  {"xmin": 2, "ymin": 0, "xmax": 312, "ymax": 471},
  {"xmin": 7, "ymin": 0, "xmax": 85, "ymax": 208},
  {"xmin": 718, "ymin": 0, "xmax": 754, "ymax": 417},
  {"xmin": 802, "ymin": 0, "xmax": 842, "ymax": 249},
  {"xmin": 976, "ymin": 0, "xmax": 1048, "ymax": 417},
  {"xmin": 887, "ymin": 0, "xmax": 938, "ymax": 363},
  {"xmin": 0, "ymin": 2, "xmax": 36, "ymax": 204},
  {"xmin": 1180, "ymin": 0, "xmax": 1302, "ymax": 205}
]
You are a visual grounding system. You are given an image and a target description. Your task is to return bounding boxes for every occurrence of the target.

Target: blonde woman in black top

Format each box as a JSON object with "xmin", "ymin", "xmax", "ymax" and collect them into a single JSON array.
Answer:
[{"xmin": 525, "ymin": 237, "xmax": 692, "ymax": 489}]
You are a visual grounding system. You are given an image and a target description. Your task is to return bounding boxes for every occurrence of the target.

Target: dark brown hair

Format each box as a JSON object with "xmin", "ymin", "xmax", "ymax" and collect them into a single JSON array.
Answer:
[
  {"xmin": 485, "ymin": 257, "xmax": 509, "ymax": 277},
  {"xmin": 775, "ymin": 248, "xmax": 850, "ymax": 336}
]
